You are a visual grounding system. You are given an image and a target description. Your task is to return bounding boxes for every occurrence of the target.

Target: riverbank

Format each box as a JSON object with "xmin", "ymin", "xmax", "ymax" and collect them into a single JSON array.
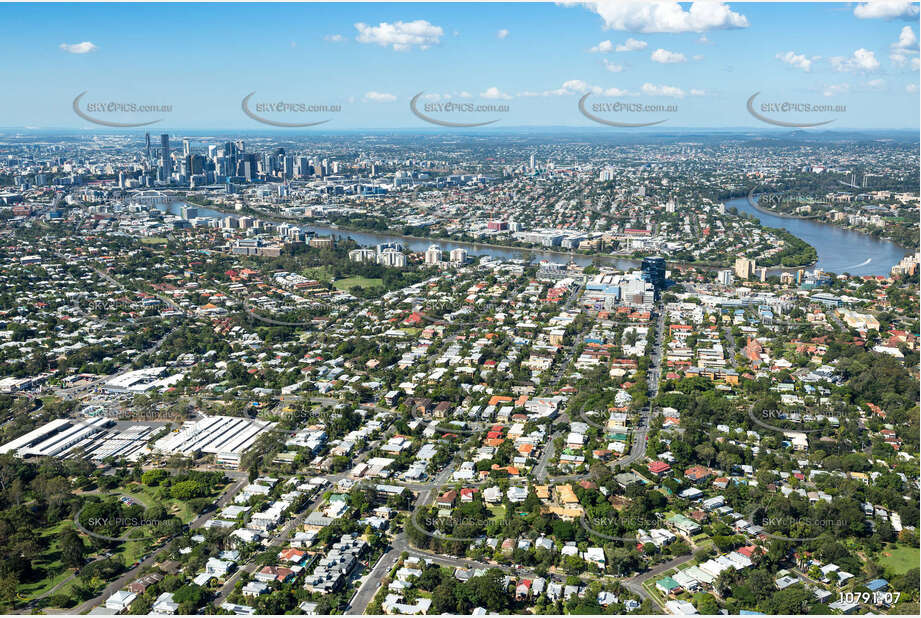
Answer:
[
  {"xmin": 730, "ymin": 195, "xmax": 907, "ymax": 276},
  {"xmin": 746, "ymin": 186, "xmax": 917, "ymax": 251},
  {"xmin": 174, "ymin": 197, "xmax": 736, "ymax": 272},
  {"xmin": 745, "ymin": 186, "xmax": 821, "ymax": 221},
  {"xmin": 169, "ymin": 193, "xmax": 903, "ymax": 276}
]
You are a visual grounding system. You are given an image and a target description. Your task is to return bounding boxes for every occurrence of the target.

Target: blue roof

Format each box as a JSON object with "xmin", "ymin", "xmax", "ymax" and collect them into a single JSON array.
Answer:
[
  {"xmin": 740, "ymin": 611, "xmax": 765, "ymax": 615},
  {"xmin": 866, "ymin": 579, "xmax": 888, "ymax": 592}
]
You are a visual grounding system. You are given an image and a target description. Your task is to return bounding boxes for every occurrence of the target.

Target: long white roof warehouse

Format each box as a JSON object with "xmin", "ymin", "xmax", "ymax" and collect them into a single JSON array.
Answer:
[{"xmin": 154, "ymin": 415, "xmax": 276, "ymax": 455}]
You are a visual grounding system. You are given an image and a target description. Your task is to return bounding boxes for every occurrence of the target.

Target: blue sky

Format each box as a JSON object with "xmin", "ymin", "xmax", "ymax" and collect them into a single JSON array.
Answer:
[{"xmin": 1, "ymin": 1, "xmax": 919, "ymax": 130}]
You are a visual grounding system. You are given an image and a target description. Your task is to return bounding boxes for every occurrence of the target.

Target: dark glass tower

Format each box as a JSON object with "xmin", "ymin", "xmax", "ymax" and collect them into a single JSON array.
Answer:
[{"xmin": 642, "ymin": 256, "xmax": 666, "ymax": 290}]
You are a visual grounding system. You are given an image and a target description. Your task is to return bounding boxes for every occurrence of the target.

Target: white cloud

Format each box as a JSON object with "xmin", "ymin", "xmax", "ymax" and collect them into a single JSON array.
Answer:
[
  {"xmin": 890, "ymin": 25, "xmax": 919, "ymax": 66},
  {"xmin": 866, "ymin": 78, "xmax": 887, "ymax": 89},
  {"xmin": 354, "ymin": 20, "xmax": 444, "ymax": 51},
  {"xmin": 907, "ymin": 83, "xmax": 919, "ymax": 93},
  {"xmin": 519, "ymin": 80, "xmax": 635, "ymax": 97},
  {"xmin": 830, "ymin": 48, "xmax": 880, "ymax": 72},
  {"xmin": 497, "ymin": 28, "xmax": 509, "ymax": 39},
  {"xmin": 616, "ymin": 37, "xmax": 647, "ymax": 51},
  {"xmin": 363, "ymin": 91, "xmax": 397, "ymax": 102},
  {"xmin": 894, "ymin": 25, "xmax": 919, "ymax": 49},
  {"xmin": 569, "ymin": 1, "xmax": 749, "ymax": 33},
  {"xmin": 690, "ymin": 88, "xmax": 706, "ymax": 96},
  {"xmin": 854, "ymin": 1, "xmax": 920, "ymax": 20},
  {"xmin": 776, "ymin": 51, "xmax": 815, "ymax": 72},
  {"xmin": 481, "ymin": 86, "xmax": 512, "ymax": 100},
  {"xmin": 822, "ymin": 83, "xmax": 850, "ymax": 97},
  {"xmin": 458, "ymin": 91, "xmax": 473, "ymax": 98},
  {"xmin": 59, "ymin": 41, "xmax": 97, "ymax": 54},
  {"xmin": 558, "ymin": 79, "xmax": 594, "ymax": 94},
  {"xmin": 601, "ymin": 87, "xmax": 632, "ymax": 96},
  {"xmin": 324, "ymin": 34, "xmax": 345, "ymax": 43},
  {"xmin": 602, "ymin": 58, "xmax": 624, "ymax": 72},
  {"xmin": 590, "ymin": 39, "xmax": 614, "ymax": 53},
  {"xmin": 697, "ymin": 34, "xmax": 710, "ymax": 44},
  {"xmin": 641, "ymin": 82, "xmax": 686, "ymax": 97},
  {"xmin": 892, "ymin": 53, "xmax": 921, "ymax": 69},
  {"xmin": 651, "ymin": 48, "xmax": 687, "ymax": 63}
]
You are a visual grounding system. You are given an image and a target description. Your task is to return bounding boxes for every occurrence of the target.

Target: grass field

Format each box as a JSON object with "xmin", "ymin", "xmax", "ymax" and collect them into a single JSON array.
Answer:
[
  {"xmin": 879, "ymin": 543, "xmax": 919, "ymax": 575},
  {"xmin": 334, "ymin": 276, "xmax": 383, "ymax": 291},
  {"xmin": 140, "ymin": 237, "xmax": 168, "ymax": 244},
  {"xmin": 302, "ymin": 266, "xmax": 334, "ymax": 282},
  {"xmin": 15, "ymin": 520, "xmax": 73, "ymax": 601},
  {"xmin": 122, "ymin": 483, "xmax": 195, "ymax": 523}
]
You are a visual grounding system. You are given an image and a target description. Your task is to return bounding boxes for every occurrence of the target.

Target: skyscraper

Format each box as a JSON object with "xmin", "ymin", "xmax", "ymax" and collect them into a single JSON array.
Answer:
[
  {"xmin": 734, "ymin": 257, "xmax": 755, "ymax": 280},
  {"xmin": 160, "ymin": 133, "xmax": 171, "ymax": 177},
  {"xmin": 641, "ymin": 256, "xmax": 666, "ymax": 290}
]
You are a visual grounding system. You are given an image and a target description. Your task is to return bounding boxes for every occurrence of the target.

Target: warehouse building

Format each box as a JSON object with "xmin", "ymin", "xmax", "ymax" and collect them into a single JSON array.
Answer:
[
  {"xmin": 0, "ymin": 417, "xmax": 113, "ymax": 457},
  {"xmin": 153, "ymin": 415, "xmax": 276, "ymax": 457}
]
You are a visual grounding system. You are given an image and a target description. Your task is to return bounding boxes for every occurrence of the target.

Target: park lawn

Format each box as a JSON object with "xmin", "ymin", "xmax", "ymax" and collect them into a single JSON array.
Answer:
[
  {"xmin": 122, "ymin": 483, "xmax": 195, "ymax": 523},
  {"xmin": 692, "ymin": 536, "xmax": 713, "ymax": 551},
  {"xmin": 878, "ymin": 543, "xmax": 919, "ymax": 575},
  {"xmin": 118, "ymin": 538, "xmax": 151, "ymax": 568},
  {"xmin": 333, "ymin": 276, "xmax": 383, "ymax": 291},
  {"xmin": 487, "ymin": 505, "xmax": 506, "ymax": 522},
  {"xmin": 301, "ymin": 266, "xmax": 334, "ymax": 282},
  {"xmin": 16, "ymin": 520, "xmax": 74, "ymax": 601},
  {"xmin": 140, "ymin": 237, "xmax": 168, "ymax": 244}
]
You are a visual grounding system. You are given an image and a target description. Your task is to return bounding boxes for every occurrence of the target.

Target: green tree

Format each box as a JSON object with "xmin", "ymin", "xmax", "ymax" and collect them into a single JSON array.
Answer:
[{"xmin": 60, "ymin": 527, "xmax": 87, "ymax": 569}]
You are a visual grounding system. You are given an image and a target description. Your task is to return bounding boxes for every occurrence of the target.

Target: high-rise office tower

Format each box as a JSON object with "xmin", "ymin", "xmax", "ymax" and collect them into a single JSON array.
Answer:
[
  {"xmin": 296, "ymin": 156, "xmax": 309, "ymax": 178},
  {"xmin": 160, "ymin": 134, "xmax": 171, "ymax": 176},
  {"xmin": 641, "ymin": 256, "xmax": 667, "ymax": 290},
  {"xmin": 183, "ymin": 139, "xmax": 191, "ymax": 156}
]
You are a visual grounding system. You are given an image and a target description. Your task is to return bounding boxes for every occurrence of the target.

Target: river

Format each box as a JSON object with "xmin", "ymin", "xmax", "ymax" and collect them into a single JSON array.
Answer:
[
  {"xmin": 158, "ymin": 202, "xmax": 642, "ymax": 270},
  {"xmin": 728, "ymin": 196, "xmax": 908, "ymax": 277},
  {"xmin": 159, "ymin": 199, "xmax": 908, "ymax": 277}
]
